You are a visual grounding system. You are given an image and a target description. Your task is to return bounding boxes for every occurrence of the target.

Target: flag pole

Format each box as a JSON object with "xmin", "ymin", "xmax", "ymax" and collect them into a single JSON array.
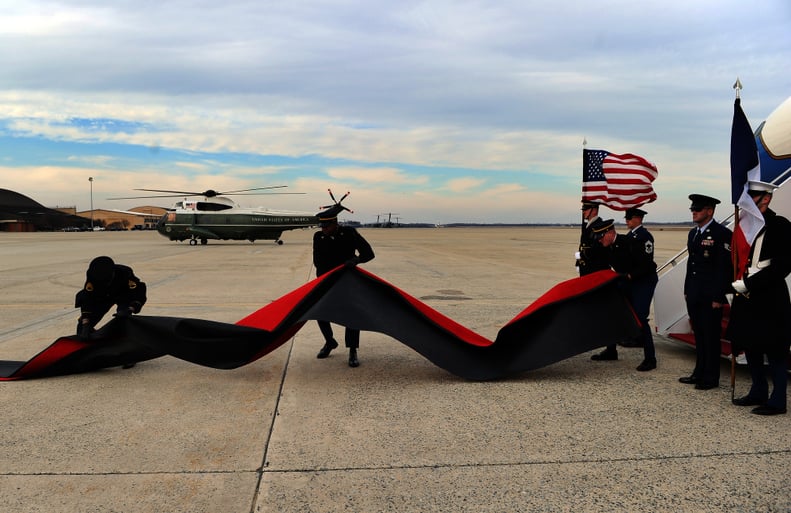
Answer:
[
  {"xmin": 578, "ymin": 138, "xmax": 589, "ymax": 274},
  {"xmin": 581, "ymin": 138, "xmax": 587, "ymax": 219},
  {"xmin": 729, "ymin": 78, "xmax": 743, "ymax": 401}
]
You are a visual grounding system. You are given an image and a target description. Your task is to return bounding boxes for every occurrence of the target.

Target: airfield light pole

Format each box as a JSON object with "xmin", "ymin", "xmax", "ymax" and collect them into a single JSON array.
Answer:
[{"xmin": 89, "ymin": 177, "xmax": 94, "ymax": 230}]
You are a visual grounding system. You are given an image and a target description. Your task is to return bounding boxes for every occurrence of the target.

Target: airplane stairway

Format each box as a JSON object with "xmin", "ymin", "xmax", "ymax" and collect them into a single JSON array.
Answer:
[{"xmin": 667, "ymin": 303, "xmax": 733, "ymax": 357}]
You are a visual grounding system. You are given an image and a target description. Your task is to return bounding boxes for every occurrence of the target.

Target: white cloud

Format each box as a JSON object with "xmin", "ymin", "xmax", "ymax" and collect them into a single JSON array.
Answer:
[
  {"xmin": 326, "ymin": 166, "xmax": 429, "ymax": 185},
  {"xmin": 445, "ymin": 177, "xmax": 486, "ymax": 193},
  {"xmin": 0, "ymin": 0, "xmax": 789, "ymax": 223}
]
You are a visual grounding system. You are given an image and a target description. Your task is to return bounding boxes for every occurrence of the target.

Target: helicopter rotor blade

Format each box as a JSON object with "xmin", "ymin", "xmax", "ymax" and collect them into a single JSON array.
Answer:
[
  {"xmin": 220, "ymin": 192, "xmax": 305, "ymax": 195},
  {"xmin": 327, "ymin": 188, "xmax": 337, "ymax": 203},
  {"xmin": 107, "ymin": 193, "xmax": 199, "ymax": 200},
  {"xmin": 132, "ymin": 188, "xmax": 205, "ymax": 195},
  {"xmin": 108, "ymin": 186, "xmax": 301, "ymax": 200},
  {"xmin": 219, "ymin": 186, "xmax": 288, "ymax": 194}
]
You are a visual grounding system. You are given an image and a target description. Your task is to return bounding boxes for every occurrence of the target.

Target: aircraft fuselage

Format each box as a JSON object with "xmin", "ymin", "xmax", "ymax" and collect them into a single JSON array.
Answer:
[{"xmin": 156, "ymin": 206, "xmax": 318, "ymax": 245}]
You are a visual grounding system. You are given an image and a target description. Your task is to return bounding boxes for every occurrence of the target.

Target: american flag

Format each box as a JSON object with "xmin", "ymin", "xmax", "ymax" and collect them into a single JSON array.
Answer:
[
  {"xmin": 582, "ymin": 149, "xmax": 658, "ymax": 210},
  {"xmin": 730, "ymin": 97, "xmax": 763, "ymax": 279}
]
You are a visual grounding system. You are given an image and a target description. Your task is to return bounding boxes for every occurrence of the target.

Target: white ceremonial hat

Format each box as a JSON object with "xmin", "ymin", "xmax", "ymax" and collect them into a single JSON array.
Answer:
[{"xmin": 747, "ymin": 180, "xmax": 777, "ymax": 193}]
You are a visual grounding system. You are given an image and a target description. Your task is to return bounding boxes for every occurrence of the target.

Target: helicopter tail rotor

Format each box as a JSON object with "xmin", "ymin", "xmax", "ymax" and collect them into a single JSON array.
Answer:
[{"xmin": 319, "ymin": 189, "xmax": 354, "ymax": 213}]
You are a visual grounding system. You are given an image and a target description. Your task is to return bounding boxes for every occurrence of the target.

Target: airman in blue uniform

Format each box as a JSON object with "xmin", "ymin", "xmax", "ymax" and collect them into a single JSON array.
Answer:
[
  {"xmin": 679, "ymin": 194, "xmax": 733, "ymax": 390},
  {"xmin": 587, "ymin": 213, "xmax": 657, "ymax": 369},
  {"xmin": 622, "ymin": 208, "xmax": 659, "ymax": 371}
]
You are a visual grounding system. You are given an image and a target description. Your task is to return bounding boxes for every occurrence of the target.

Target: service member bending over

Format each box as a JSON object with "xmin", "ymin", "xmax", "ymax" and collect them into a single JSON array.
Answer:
[
  {"xmin": 587, "ymin": 215, "xmax": 658, "ymax": 370},
  {"xmin": 75, "ymin": 255, "xmax": 147, "ymax": 339},
  {"xmin": 577, "ymin": 201, "xmax": 610, "ymax": 276}
]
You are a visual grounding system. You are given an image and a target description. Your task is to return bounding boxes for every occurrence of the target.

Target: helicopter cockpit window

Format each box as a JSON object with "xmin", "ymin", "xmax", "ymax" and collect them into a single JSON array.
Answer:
[{"xmin": 196, "ymin": 201, "xmax": 233, "ymax": 212}]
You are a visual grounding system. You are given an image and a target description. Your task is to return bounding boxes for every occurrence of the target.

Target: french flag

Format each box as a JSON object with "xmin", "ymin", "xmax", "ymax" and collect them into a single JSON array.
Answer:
[{"xmin": 730, "ymin": 97, "xmax": 763, "ymax": 279}]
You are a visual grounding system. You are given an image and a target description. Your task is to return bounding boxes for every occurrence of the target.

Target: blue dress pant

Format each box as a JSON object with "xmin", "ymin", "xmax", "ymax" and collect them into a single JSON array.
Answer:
[
  {"xmin": 631, "ymin": 275, "xmax": 658, "ymax": 361},
  {"xmin": 686, "ymin": 298, "xmax": 724, "ymax": 386}
]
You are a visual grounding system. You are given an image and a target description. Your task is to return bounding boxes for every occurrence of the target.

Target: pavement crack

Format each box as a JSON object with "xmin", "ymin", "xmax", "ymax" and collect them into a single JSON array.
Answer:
[{"xmin": 259, "ymin": 447, "xmax": 791, "ymax": 474}]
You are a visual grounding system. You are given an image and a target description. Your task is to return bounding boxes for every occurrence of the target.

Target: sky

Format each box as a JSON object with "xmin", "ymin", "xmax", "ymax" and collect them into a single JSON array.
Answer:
[{"xmin": 1, "ymin": 0, "xmax": 789, "ymax": 225}]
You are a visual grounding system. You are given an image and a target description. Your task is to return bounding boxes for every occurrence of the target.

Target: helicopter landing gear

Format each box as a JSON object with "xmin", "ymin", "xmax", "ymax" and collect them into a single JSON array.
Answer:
[
  {"xmin": 189, "ymin": 238, "xmax": 208, "ymax": 245},
  {"xmin": 275, "ymin": 239, "xmax": 283, "ymax": 245},
  {"xmin": 189, "ymin": 238, "xmax": 197, "ymax": 246}
]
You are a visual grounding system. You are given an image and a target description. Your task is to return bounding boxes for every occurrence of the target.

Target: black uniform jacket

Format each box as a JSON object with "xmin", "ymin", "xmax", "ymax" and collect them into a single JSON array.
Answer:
[
  {"xmin": 609, "ymin": 232, "xmax": 657, "ymax": 281},
  {"xmin": 684, "ymin": 220, "xmax": 733, "ymax": 304},
  {"xmin": 75, "ymin": 264, "xmax": 147, "ymax": 316},
  {"xmin": 726, "ymin": 209, "xmax": 791, "ymax": 354},
  {"xmin": 579, "ymin": 217, "xmax": 610, "ymax": 276},
  {"xmin": 313, "ymin": 226, "xmax": 375, "ymax": 276}
]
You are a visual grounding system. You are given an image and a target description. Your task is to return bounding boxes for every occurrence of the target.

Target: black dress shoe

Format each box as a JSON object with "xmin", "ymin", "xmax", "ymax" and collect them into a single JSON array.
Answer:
[
  {"xmin": 678, "ymin": 376, "xmax": 698, "ymax": 384},
  {"xmin": 695, "ymin": 382, "xmax": 718, "ymax": 390},
  {"xmin": 591, "ymin": 349, "xmax": 618, "ymax": 361},
  {"xmin": 348, "ymin": 348, "xmax": 359, "ymax": 368},
  {"xmin": 636, "ymin": 359, "xmax": 656, "ymax": 372},
  {"xmin": 316, "ymin": 339, "xmax": 339, "ymax": 359},
  {"xmin": 751, "ymin": 405, "xmax": 787, "ymax": 416},
  {"xmin": 122, "ymin": 362, "xmax": 136, "ymax": 369},
  {"xmin": 732, "ymin": 395, "xmax": 766, "ymax": 407}
]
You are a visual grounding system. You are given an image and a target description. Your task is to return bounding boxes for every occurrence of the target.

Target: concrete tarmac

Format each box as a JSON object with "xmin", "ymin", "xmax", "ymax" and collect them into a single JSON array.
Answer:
[{"xmin": 0, "ymin": 227, "xmax": 788, "ymax": 513}]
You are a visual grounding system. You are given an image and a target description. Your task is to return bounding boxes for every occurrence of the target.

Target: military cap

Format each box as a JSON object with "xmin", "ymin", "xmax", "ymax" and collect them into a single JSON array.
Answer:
[
  {"xmin": 747, "ymin": 180, "xmax": 777, "ymax": 194},
  {"xmin": 581, "ymin": 200, "xmax": 601, "ymax": 210},
  {"xmin": 624, "ymin": 208, "xmax": 647, "ymax": 219},
  {"xmin": 316, "ymin": 205, "xmax": 343, "ymax": 226},
  {"xmin": 590, "ymin": 218, "xmax": 614, "ymax": 239},
  {"xmin": 688, "ymin": 194, "xmax": 720, "ymax": 209}
]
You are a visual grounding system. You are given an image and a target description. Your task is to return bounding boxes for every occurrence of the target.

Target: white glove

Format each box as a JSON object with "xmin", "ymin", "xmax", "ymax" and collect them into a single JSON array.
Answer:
[
  {"xmin": 732, "ymin": 280, "xmax": 748, "ymax": 294},
  {"xmin": 574, "ymin": 251, "xmax": 581, "ymax": 259}
]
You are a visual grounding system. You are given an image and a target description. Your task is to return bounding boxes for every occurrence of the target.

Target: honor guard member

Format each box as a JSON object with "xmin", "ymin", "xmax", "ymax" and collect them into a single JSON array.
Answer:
[
  {"xmin": 75, "ymin": 256, "xmax": 147, "ymax": 340},
  {"xmin": 587, "ymin": 218, "xmax": 620, "ymax": 361},
  {"xmin": 679, "ymin": 194, "xmax": 733, "ymax": 390},
  {"xmin": 587, "ymin": 216, "xmax": 657, "ymax": 367},
  {"xmin": 621, "ymin": 208, "xmax": 659, "ymax": 370},
  {"xmin": 727, "ymin": 181, "xmax": 791, "ymax": 415},
  {"xmin": 577, "ymin": 201, "xmax": 610, "ymax": 276},
  {"xmin": 313, "ymin": 204, "xmax": 375, "ymax": 367}
]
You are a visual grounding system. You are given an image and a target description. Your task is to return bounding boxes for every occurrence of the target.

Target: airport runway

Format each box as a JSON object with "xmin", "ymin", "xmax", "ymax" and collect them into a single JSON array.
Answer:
[{"xmin": 0, "ymin": 227, "xmax": 788, "ymax": 512}]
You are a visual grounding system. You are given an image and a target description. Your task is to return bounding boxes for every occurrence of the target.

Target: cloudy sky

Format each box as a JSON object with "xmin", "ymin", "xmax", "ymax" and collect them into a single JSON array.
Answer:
[{"xmin": 1, "ymin": 0, "xmax": 789, "ymax": 224}]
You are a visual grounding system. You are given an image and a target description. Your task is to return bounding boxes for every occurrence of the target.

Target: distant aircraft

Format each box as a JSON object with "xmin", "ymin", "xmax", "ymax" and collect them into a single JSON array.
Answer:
[{"xmin": 110, "ymin": 187, "xmax": 349, "ymax": 245}]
